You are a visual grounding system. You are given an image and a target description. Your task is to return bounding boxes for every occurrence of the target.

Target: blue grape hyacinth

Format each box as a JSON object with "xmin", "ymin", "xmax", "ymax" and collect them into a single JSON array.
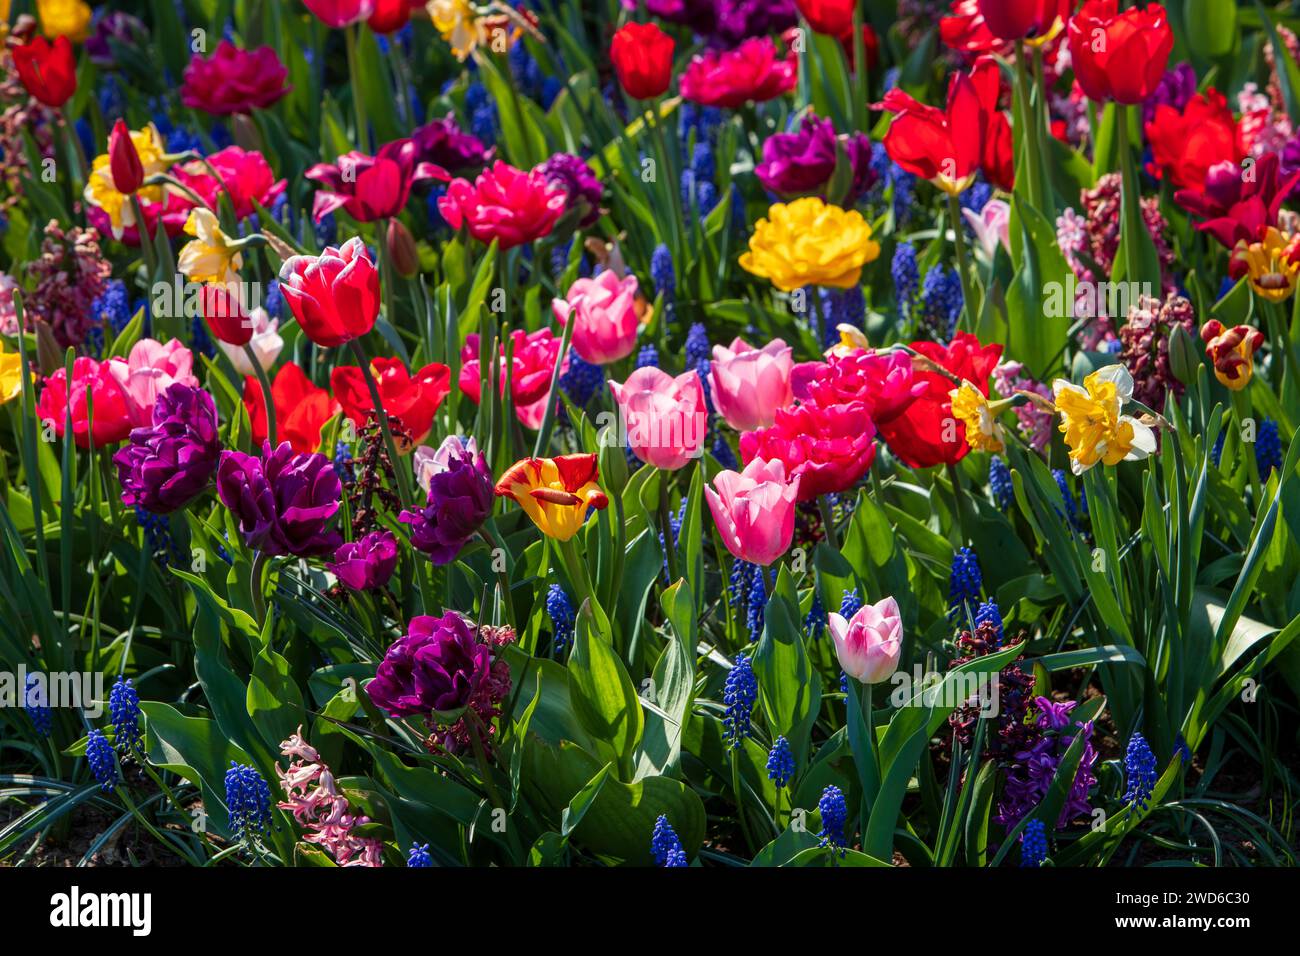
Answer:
[
  {"xmin": 1123, "ymin": 733, "xmax": 1158, "ymax": 810},
  {"xmin": 86, "ymin": 729, "xmax": 119, "ymax": 793},
  {"xmin": 224, "ymin": 761, "xmax": 271, "ymax": 842},
  {"xmin": 651, "ymin": 814, "xmax": 688, "ymax": 867},
  {"xmin": 766, "ymin": 736, "xmax": 795, "ymax": 789},
  {"xmin": 818, "ymin": 785, "xmax": 848, "ymax": 854},
  {"xmin": 1020, "ymin": 818, "xmax": 1048, "ymax": 867},
  {"xmin": 407, "ymin": 843, "xmax": 433, "ymax": 867},
  {"xmin": 723, "ymin": 653, "xmax": 758, "ymax": 749},
  {"xmin": 109, "ymin": 676, "xmax": 141, "ymax": 753}
]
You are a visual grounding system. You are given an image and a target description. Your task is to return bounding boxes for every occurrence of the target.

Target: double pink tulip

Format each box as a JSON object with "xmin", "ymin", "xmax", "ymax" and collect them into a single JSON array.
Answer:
[
  {"xmin": 553, "ymin": 271, "xmax": 642, "ymax": 365},
  {"xmin": 608, "ymin": 367, "xmax": 708, "ymax": 471},
  {"xmin": 109, "ymin": 339, "xmax": 201, "ymax": 426},
  {"xmin": 708, "ymin": 337, "xmax": 794, "ymax": 431},
  {"xmin": 705, "ymin": 457, "xmax": 800, "ymax": 566},
  {"xmin": 829, "ymin": 596, "xmax": 903, "ymax": 685}
]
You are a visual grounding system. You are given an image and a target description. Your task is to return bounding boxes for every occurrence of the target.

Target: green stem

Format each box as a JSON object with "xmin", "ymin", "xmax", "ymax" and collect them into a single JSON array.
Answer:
[
  {"xmin": 344, "ymin": 25, "xmax": 370, "ymax": 152},
  {"xmin": 730, "ymin": 749, "xmax": 756, "ymax": 854},
  {"xmin": 245, "ymin": 344, "xmax": 277, "ymax": 448},
  {"xmin": 818, "ymin": 494, "xmax": 840, "ymax": 551},
  {"xmin": 479, "ymin": 525, "xmax": 517, "ymax": 631},
  {"xmin": 348, "ymin": 341, "xmax": 414, "ymax": 510},
  {"xmin": 947, "ymin": 461, "xmax": 973, "ymax": 547},
  {"xmin": 946, "ymin": 191, "xmax": 980, "ymax": 331},
  {"xmin": 1231, "ymin": 389, "xmax": 1263, "ymax": 505},
  {"xmin": 1013, "ymin": 45, "xmax": 1044, "ymax": 211},
  {"xmin": 1115, "ymin": 105, "xmax": 1144, "ymax": 289},
  {"xmin": 657, "ymin": 470, "xmax": 681, "ymax": 585},
  {"xmin": 250, "ymin": 551, "xmax": 270, "ymax": 631}
]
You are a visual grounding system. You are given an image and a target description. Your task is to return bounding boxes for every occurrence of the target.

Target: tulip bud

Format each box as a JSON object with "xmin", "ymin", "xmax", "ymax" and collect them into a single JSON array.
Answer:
[
  {"xmin": 231, "ymin": 113, "xmax": 264, "ymax": 153},
  {"xmin": 1167, "ymin": 323, "xmax": 1200, "ymax": 387},
  {"xmin": 108, "ymin": 119, "xmax": 145, "ymax": 195},
  {"xmin": 387, "ymin": 219, "xmax": 420, "ymax": 279},
  {"xmin": 597, "ymin": 423, "xmax": 629, "ymax": 498}
]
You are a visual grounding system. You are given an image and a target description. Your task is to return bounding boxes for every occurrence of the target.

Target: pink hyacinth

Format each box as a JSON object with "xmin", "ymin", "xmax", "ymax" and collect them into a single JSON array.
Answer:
[
  {"xmin": 278, "ymin": 728, "xmax": 383, "ymax": 866},
  {"xmin": 708, "ymin": 337, "xmax": 794, "ymax": 432},
  {"xmin": 439, "ymin": 161, "xmax": 567, "ymax": 249},
  {"xmin": 705, "ymin": 457, "xmax": 800, "ymax": 566}
]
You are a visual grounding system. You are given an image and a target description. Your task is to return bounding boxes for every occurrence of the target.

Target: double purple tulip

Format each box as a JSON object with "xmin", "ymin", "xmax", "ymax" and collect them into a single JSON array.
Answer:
[
  {"xmin": 400, "ymin": 440, "xmax": 494, "ymax": 564},
  {"xmin": 366, "ymin": 612, "xmax": 490, "ymax": 718},
  {"xmin": 216, "ymin": 441, "xmax": 342, "ymax": 557},
  {"xmin": 328, "ymin": 529, "xmax": 399, "ymax": 592},
  {"xmin": 755, "ymin": 114, "xmax": 876, "ymax": 205},
  {"xmin": 113, "ymin": 383, "xmax": 221, "ymax": 514}
]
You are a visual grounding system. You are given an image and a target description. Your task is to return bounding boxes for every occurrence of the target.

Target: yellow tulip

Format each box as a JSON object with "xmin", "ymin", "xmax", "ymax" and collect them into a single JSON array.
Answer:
[
  {"xmin": 740, "ymin": 197, "xmax": 880, "ymax": 293},
  {"xmin": 37, "ymin": 0, "xmax": 93, "ymax": 42},
  {"xmin": 493, "ymin": 454, "xmax": 608, "ymax": 542},
  {"xmin": 1240, "ymin": 227, "xmax": 1299, "ymax": 303},
  {"xmin": 0, "ymin": 338, "xmax": 25, "ymax": 405}
]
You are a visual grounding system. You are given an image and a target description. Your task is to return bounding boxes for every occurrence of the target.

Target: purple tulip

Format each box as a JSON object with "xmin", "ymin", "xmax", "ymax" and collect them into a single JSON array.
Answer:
[
  {"xmin": 216, "ymin": 441, "xmax": 342, "ymax": 557},
  {"xmin": 412, "ymin": 115, "xmax": 494, "ymax": 174},
  {"xmin": 755, "ymin": 115, "xmax": 876, "ymax": 204},
  {"xmin": 539, "ymin": 153, "xmax": 604, "ymax": 228},
  {"xmin": 328, "ymin": 529, "xmax": 398, "ymax": 591},
  {"xmin": 399, "ymin": 442, "xmax": 493, "ymax": 564},
  {"xmin": 366, "ymin": 612, "xmax": 491, "ymax": 718},
  {"xmin": 113, "ymin": 383, "xmax": 220, "ymax": 514}
]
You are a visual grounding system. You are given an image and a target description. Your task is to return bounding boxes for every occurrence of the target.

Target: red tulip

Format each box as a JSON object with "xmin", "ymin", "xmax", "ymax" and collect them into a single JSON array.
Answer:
[
  {"xmin": 277, "ymin": 238, "xmax": 381, "ymax": 348},
  {"xmin": 977, "ymin": 0, "xmax": 1072, "ymax": 41},
  {"xmin": 795, "ymin": 0, "xmax": 856, "ymax": 39},
  {"xmin": 878, "ymin": 55, "xmax": 1013, "ymax": 194},
  {"xmin": 940, "ymin": 0, "xmax": 1003, "ymax": 54},
  {"xmin": 331, "ymin": 358, "xmax": 451, "ymax": 448},
  {"xmin": 108, "ymin": 119, "xmax": 145, "ymax": 195},
  {"xmin": 875, "ymin": 333, "xmax": 1002, "ymax": 469},
  {"xmin": 302, "ymin": 0, "xmax": 376, "ymax": 29},
  {"xmin": 13, "ymin": 36, "xmax": 78, "ymax": 109},
  {"xmin": 243, "ymin": 362, "xmax": 340, "ymax": 455},
  {"xmin": 610, "ymin": 22, "xmax": 675, "ymax": 101},
  {"xmin": 201, "ymin": 282, "xmax": 254, "ymax": 347},
  {"xmin": 1067, "ymin": 0, "xmax": 1173, "ymax": 105},
  {"xmin": 1144, "ymin": 89, "xmax": 1242, "ymax": 195},
  {"xmin": 367, "ymin": 0, "xmax": 424, "ymax": 33}
]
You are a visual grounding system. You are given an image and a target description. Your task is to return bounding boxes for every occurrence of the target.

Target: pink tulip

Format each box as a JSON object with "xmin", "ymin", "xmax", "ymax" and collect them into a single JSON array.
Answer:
[
  {"xmin": 301, "ymin": 0, "xmax": 376, "ymax": 28},
  {"xmin": 791, "ymin": 349, "xmax": 926, "ymax": 425},
  {"xmin": 828, "ymin": 596, "xmax": 902, "ymax": 685},
  {"xmin": 608, "ymin": 367, "xmax": 708, "ymax": 470},
  {"xmin": 109, "ymin": 338, "xmax": 200, "ymax": 426},
  {"xmin": 708, "ymin": 337, "xmax": 794, "ymax": 431},
  {"xmin": 552, "ymin": 271, "xmax": 642, "ymax": 365},
  {"xmin": 705, "ymin": 457, "xmax": 800, "ymax": 566},
  {"xmin": 962, "ymin": 198, "xmax": 1011, "ymax": 259}
]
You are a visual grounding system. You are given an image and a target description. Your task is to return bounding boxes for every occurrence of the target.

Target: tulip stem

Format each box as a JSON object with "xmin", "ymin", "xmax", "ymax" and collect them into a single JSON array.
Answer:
[
  {"xmin": 250, "ymin": 551, "xmax": 269, "ymax": 632},
  {"xmin": 1231, "ymin": 389, "xmax": 1263, "ymax": 506},
  {"xmin": 818, "ymin": 494, "xmax": 840, "ymax": 551},
  {"xmin": 479, "ymin": 525, "xmax": 516, "ymax": 631},
  {"xmin": 1013, "ymin": 45, "xmax": 1044, "ymax": 212},
  {"xmin": 344, "ymin": 25, "xmax": 370, "ymax": 153},
  {"xmin": 658, "ymin": 471, "xmax": 681, "ymax": 585},
  {"xmin": 244, "ymin": 344, "xmax": 277, "ymax": 447},
  {"xmin": 730, "ymin": 750, "xmax": 756, "ymax": 854},
  {"xmin": 947, "ymin": 461, "xmax": 973, "ymax": 547},
  {"xmin": 945, "ymin": 192, "xmax": 980, "ymax": 333},
  {"xmin": 348, "ymin": 341, "xmax": 414, "ymax": 510}
]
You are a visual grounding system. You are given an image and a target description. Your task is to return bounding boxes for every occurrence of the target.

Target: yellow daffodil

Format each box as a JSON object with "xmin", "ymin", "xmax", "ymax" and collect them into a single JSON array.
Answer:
[
  {"xmin": 1240, "ymin": 227, "xmax": 1299, "ymax": 303},
  {"xmin": 37, "ymin": 0, "xmax": 93, "ymax": 42},
  {"xmin": 493, "ymin": 453, "xmax": 608, "ymax": 541},
  {"xmin": 428, "ymin": 0, "xmax": 480, "ymax": 60},
  {"xmin": 178, "ymin": 209, "xmax": 243, "ymax": 285},
  {"xmin": 0, "ymin": 338, "xmax": 25, "ymax": 405},
  {"xmin": 739, "ymin": 197, "xmax": 880, "ymax": 292},
  {"xmin": 949, "ymin": 380, "xmax": 1003, "ymax": 453},
  {"xmin": 1051, "ymin": 365, "xmax": 1157, "ymax": 475},
  {"xmin": 83, "ymin": 124, "xmax": 172, "ymax": 239}
]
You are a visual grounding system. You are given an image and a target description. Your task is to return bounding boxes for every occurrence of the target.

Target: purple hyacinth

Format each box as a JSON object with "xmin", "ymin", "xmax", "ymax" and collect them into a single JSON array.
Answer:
[
  {"xmin": 327, "ymin": 529, "xmax": 399, "ymax": 592},
  {"xmin": 996, "ymin": 696, "xmax": 1098, "ymax": 829},
  {"xmin": 366, "ymin": 611, "xmax": 492, "ymax": 718},
  {"xmin": 1141, "ymin": 62, "xmax": 1198, "ymax": 126},
  {"xmin": 399, "ymin": 442, "xmax": 493, "ymax": 564},
  {"xmin": 113, "ymin": 384, "xmax": 221, "ymax": 514},
  {"xmin": 755, "ymin": 114, "xmax": 876, "ymax": 205},
  {"xmin": 216, "ymin": 442, "xmax": 343, "ymax": 557},
  {"xmin": 540, "ymin": 152, "xmax": 604, "ymax": 228},
  {"xmin": 411, "ymin": 114, "xmax": 493, "ymax": 173}
]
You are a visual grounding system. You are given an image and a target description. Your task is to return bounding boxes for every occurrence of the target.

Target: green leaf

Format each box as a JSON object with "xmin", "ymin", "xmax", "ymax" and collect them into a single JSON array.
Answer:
[{"xmin": 568, "ymin": 600, "xmax": 644, "ymax": 778}]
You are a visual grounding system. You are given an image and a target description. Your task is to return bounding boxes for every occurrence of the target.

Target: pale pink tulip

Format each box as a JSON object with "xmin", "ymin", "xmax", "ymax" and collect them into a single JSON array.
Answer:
[
  {"xmin": 705, "ymin": 457, "xmax": 800, "ymax": 566},
  {"xmin": 219, "ymin": 307, "xmax": 283, "ymax": 376},
  {"xmin": 608, "ymin": 367, "xmax": 708, "ymax": 470},
  {"xmin": 708, "ymin": 337, "xmax": 794, "ymax": 431},
  {"xmin": 109, "ymin": 338, "xmax": 200, "ymax": 425},
  {"xmin": 828, "ymin": 596, "xmax": 902, "ymax": 685},
  {"xmin": 962, "ymin": 198, "xmax": 1011, "ymax": 260},
  {"xmin": 553, "ymin": 271, "xmax": 643, "ymax": 365},
  {"xmin": 413, "ymin": 435, "xmax": 479, "ymax": 493}
]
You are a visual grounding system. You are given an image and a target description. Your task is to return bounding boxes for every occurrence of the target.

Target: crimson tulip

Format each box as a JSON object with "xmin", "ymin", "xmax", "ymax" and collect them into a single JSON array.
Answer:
[
  {"xmin": 977, "ymin": 0, "xmax": 1072, "ymax": 41},
  {"xmin": 1144, "ymin": 89, "xmax": 1242, "ymax": 195},
  {"xmin": 795, "ymin": 0, "xmax": 856, "ymax": 39},
  {"xmin": 13, "ymin": 36, "xmax": 78, "ymax": 108},
  {"xmin": 301, "ymin": 0, "xmax": 376, "ymax": 28},
  {"xmin": 278, "ymin": 238, "xmax": 381, "ymax": 348},
  {"xmin": 306, "ymin": 138, "xmax": 448, "ymax": 223},
  {"xmin": 1067, "ymin": 0, "xmax": 1173, "ymax": 105},
  {"xmin": 367, "ymin": 0, "xmax": 424, "ymax": 33},
  {"xmin": 610, "ymin": 22, "xmax": 675, "ymax": 100},
  {"xmin": 108, "ymin": 119, "xmax": 145, "ymax": 195}
]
